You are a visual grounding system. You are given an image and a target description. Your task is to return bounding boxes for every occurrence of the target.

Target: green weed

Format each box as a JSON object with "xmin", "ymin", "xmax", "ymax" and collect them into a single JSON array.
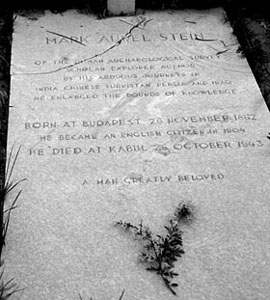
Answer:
[
  {"xmin": 115, "ymin": 203, "xmax": 194, "ymax": 295},
  {"xmin": 0, "ymin": 268, "xmax": 20, "ymax": 300},
  {"xmin": 0, "ymin": 145, "xmax": 26, "ymax": 260},
  {"xmin": 0, "ymin": 145, "xmax": 25, "ymax": 300}
]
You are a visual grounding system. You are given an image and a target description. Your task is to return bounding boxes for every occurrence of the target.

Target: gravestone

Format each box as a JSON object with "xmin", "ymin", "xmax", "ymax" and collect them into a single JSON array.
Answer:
[
  {"xmin": 107, "ymin": 0, "xmax": 136, "ymax": 15},
  {"xmin": 4, "ymin": 8, "xmax": 270, "ymax": 300}
]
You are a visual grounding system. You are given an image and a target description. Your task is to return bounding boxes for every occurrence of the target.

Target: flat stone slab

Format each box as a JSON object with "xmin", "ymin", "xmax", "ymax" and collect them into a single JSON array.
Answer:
[{"xmin": 4, "ymin": 8, "xmax": 270, "ymax": 300}]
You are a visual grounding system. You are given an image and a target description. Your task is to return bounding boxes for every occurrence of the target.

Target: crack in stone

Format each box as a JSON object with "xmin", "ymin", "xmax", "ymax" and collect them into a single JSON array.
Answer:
[
  {"xmin": 185, "ymin": 20, "xmax": 197, "ymax": 24},
  {"xmin": 14, "ymin": 17, "xmax": 152, "ymax": 76},
  {"xmin": 119, "ymin": 18, "xmax": 147, "ymax": 30},
  {"xmin": 46, "ymin": 30, "xmax": 87, "ymax": 46},
  {"xmin": 216, "ymin": 48, "xmax": 229, "ymax": 56},
  {"xmin": 195, "ymin": 37, "xmax": 218, "ymax": 42}
]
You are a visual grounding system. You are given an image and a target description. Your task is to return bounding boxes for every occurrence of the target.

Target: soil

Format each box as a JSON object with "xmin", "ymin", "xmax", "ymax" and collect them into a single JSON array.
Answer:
[{"xmin": 0, "ymin": 2, "xmax": 269, "ymax": 254}]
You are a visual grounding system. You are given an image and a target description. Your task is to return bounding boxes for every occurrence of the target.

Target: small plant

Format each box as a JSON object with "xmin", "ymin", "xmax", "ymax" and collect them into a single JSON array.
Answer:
[
  {"xmin": 0, "ymin": 145, "xmax": 25, "ymax": 260},
  {"xmin": 0, "ymin": 145, "xmax": 25, "ymax": 299},
  {"xmin": 0, "ymin": 267, "xmax": 20, "ymax": 300},
  {"xmin": 115, "ymin": 203, "xmax": 194, "ymax": 295},
  {"xmin": 174, "ymin": 202, "xmax": 195, "ymax": 224}
]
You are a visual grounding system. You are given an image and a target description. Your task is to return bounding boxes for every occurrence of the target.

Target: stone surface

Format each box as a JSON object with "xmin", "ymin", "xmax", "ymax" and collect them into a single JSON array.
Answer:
[
  {"xmin": 4, "ymin": 8, "xmax": 270, "ymax": 300},
  {"xmin": 107, "ymin": 0, "xmax": 135, "ymax": 15}
]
